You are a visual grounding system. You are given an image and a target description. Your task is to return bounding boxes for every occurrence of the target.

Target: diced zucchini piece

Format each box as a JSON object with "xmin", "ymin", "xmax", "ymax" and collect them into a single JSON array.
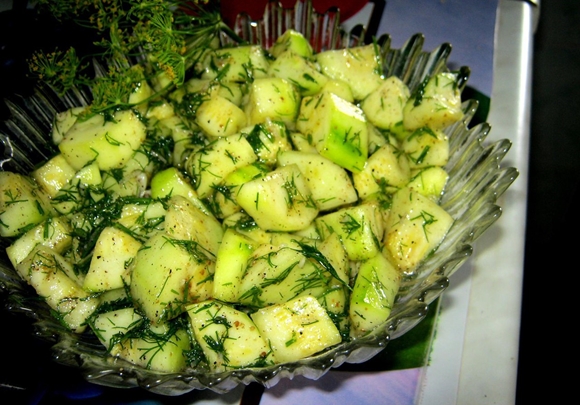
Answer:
[
  {"xmin": 244, "ymin": 77, "xmax": 300, "ymax": 127},
  {"xmin": 277, "ymin": 150, "xmax": 358, "ymax": 211},
  {"xmin": 91, "ymin": 307, "xmax": 143, "ymax": 350},
  {"xmin": 31, "ymin": 154, "xmax": 77, "ymax": 198},
  {"xmin": 349, "ymin": 252, "xmax": 401, "ymax": 337},
  {"xmin": 367, "ymin": 121, "xmax": 396, "ymax": 155},
  {"xmin": 269, "ymin": 29, "xmax": 313, "ymax": 59},
  {"xmin": 112, "ymin": 320, "xmax": 191, "ymax": 373},
  {"xmin": 145, "ymin": 99, "xmax": 175, "ymax": 121},
  {"xmin": 221, "ymin": 212, "xmax": 271, "ymax": 244},
  {"xmin": 17, "ymin": 246, "xmax": 99, "ymax": 333},
  {"xmin": 74, "ymin": 162, "xmax": 102, "ymax": 186},
  {"xmin": 202, "ymin": 45, "xmax": 270, "ymax": 82},
  {"xmin": 164, "ymin": 195, "xmax": 223, "ymax": 257},
  {"xmin": 6, "ymin": 216, "xmax": 72, "ymax": 268},
  {"xmin": 317, "ymin": 232, "xmax": 350, "ymax": 284},
  {"xmin": 352, "ymin": 143, "xmax": 411, "ymax": 198},
  {"xmin": 243, "ymin": 121, "xmax": 293, "ymax": 166},
  {"xmin": 51, "ymin": 106, "xmax": 85, "ymax": 145},
  {"xmin": 157, "ymin": 115, "xmax": 200, "ymax": 170},
  {"xmin": 268, "ymin": 50, "xmax": 328, "ymax": 96},
  {"xmin": 0, "ymin": 172, "xmax": 52, "ymax": 237},
  {"xmin": 186, "ymin": 134, "xmax": 257, "ymax": 199},
  {"xmin": 384, "ymin": 186, "xmax": 454, "ymax": 273},
  {"xmin": 187, "ymin": 300, "xmax": 275, "ymax": 371},
  {"xmin": 211, "ymin": 162, "xmax": 270, "ymax": 219},
  {"xmin": 236, "ymin": 164, "xmax": 319, "ymax": 232},
  {"xmin": 129, "ymin": 232, "xmax": 214, "ymax": 324},
  {"xmin": 297, "ymin": 91, "xmax": 368, "ymax": 173},
  {"xmin": 316, "ymin": 44, "xmax": 383, "ymax": 100},
  {"xmin": 407, "ymin": 166, "xmax": 449, "ymax": 201},
  {"xmin": 316, "ymin": 204, "xmax": 384, "ymax": 261},
  {"xmin": 251, "ymin": 295, "xmax": 342, "ymax": 363},
  {"xmin": 184, "ymin": 78, "xmax": 245, "ymax": 106},
  {"xmin": 83, "ymin": 226, "xmax": 142, "ymax": 293},
  {"xmin": 288, "ymin": 131, "xmax": 318, "ymax": 153},
  {"xmin": 238, "ymin": 243, "xmax": 332, "ymax": 306},
  {"xmin": 403, "ymin": 72, "xmax": 464, "ymax": 131},
  {"xmin": 150, "ymin": 167, "xmax": 211, "ymax": 216},
  {"xmin": 360, "ymin": 76, "xmax": 410, "ymax": 131},
  {"xmin": 320, "ymin": 79, "xmax": 354, "ymax": 103},
  {"xmin": 58, "ymin": 109, "xmax": 147, "ymax": 171},
  {"xmin": 212, "ymin": 228, "xmax": 257, "ymax": 302},
  {"xmin": 195, "ymin": 95, "xmax": 247, "ymax": 137},
  {"xmin": 402, "ymin": 127, "xmax": 449, "ymax": 169},
  {"xmin": 116, "ymin": 200, "xmax": 167, "ymax": 240}
]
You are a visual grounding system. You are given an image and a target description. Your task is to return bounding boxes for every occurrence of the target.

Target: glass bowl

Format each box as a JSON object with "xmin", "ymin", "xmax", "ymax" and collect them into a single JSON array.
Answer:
[{"xmin": 0, "ymin": 0, "xmax": 518, "ymax": 396}]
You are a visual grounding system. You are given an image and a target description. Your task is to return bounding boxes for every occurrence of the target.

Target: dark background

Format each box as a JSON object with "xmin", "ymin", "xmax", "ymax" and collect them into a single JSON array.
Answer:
[
  {"xmin": 517, "ymin": 0, "xmax": 579, "ymax": 401},
  {"xmin": 0, "ymin": 0, "xmax": 578, "ymax": 403}
]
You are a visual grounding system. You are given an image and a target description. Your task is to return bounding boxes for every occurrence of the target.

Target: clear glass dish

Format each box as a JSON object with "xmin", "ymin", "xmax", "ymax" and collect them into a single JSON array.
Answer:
[{"xmin": 0, "ymin": 0, "xmax": 518, "ymax": 396}]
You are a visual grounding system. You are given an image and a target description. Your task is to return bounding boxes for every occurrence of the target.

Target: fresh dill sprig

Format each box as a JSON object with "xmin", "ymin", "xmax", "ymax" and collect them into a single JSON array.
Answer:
[{"xmin": 28, "ymin": 0, "xmax": 223, "ymax": 115}]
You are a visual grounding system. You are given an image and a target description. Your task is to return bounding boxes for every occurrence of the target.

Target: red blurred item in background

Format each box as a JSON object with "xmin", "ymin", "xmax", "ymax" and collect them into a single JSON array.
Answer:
[{"xmin": 219, "ymin": 0, "xmax": 368, "ymax": 27}]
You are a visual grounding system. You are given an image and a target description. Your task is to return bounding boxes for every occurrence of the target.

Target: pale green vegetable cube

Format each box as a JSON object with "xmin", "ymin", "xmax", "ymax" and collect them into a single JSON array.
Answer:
[
  {"xmin": 288, "ymin": 131, "xmax": 318, "ymax": 153},
  {"xmin": 6, "ymin": 216, "xmax": 72, "ymax": 268},
  {"xmin": 221, "ymin": 212, "xmax": 271, "ymax": 244},
  {"xmin": 316, "ymin": 44, "xmax": 383, "ymax": 100},
  {"xmin": 32, "ymin": 154, "xmax": 77, "ymax": 198},
  {"xmin": 407, "ymin": 166, "xmax": 449, "ymax": 201},
  {"xmin": 277, "ymin": 150, "xmax": 358, "ymax": 211},
  {"xmin": 320, "ymin": 79, "xmax": 354, "ymax": 103},
  {"xmin": 251, "ymin": 295, "xmax": 342, "ymax": 363},
  {"xmin": 74, "ymin": 162, "xmax": 102, "ymax": 186},
  {"xmin": 145, "ymin": 99, "xmax": 175, "ymax": 121},
  {"xmin": 187, "ymin": 300, "xmax": 275, "ymax": 371},
  {"xmin": 402, "ymin": 127, "xmax": 450, "ymax": 169},
  {"xmin": 186, "ymin": 134, "xmax": 257, "ymax": 198},
  {"xmin": 238, "ymin": 243, "xmax": 328, "ymax": 306},
  {"xmin": 157, "ymin": 115, "xmax": 200, "ymax": 169},
  {"xmin": 236, "ymin": 164, "xmax": 319, "ymax": 232},
  {"xmin": 352, "ymin": 143, "xmax": 411, "ymax": 198},
  {"xmin": 164, "ymin": 195, "xmax": 224, "ymax": 257},
  {"xmin": 91, "ymin": 307, "xmax": 143, "ymax": 350},
  {"xmin": 0, "ymin": 172, "xmax": 52, "ymax": 237},
  {"xmin": 349, "ymin": 252, "xmax": 401, "ymax": 337},
  {"xmin": 243, "ymin": 121, "xmax": 293, "ymax": 166},
  {"xmin": 58, "ymin": 109, "xmax": 147, "ymax": 171},
  {"xmin": 268, "ymin": 50, "xmax": 328, "ymax": 96},
  {"xmin": 316, "ymin": 204, "xmax": 384, "ymax": 261},
  {"xmin": 116, "ymin": 200, "xmax": 166, "ymax": 240},
  {"xmin": 196, "ymin": 95, "xmax": 247, "ymax": 137},
  {"xmin": 367, "ymin": 121, "xmax": 397, "ymax": 155},
  {"xmin": 360, "ymin": 76, "xmax": 410, "ymax": 130},
  {"xmin": 212, "ymin": 228, "xmax": 257, "ymax": 302},
  {"xmin": 184, "ymin": 78, "xmax": 245, "ymax": 106},
  {"xmin": 51, "ymin": 106, "xmax": 85, "ymax": 145},
  {"xmin": 297, "ymin": 91, "xmax": 369, "ymax": 173},
  {"xmin": 211, "ymin": 162, "xmax": 269, "ymax": 219},
  {"xmin": 269, "ymin": 29, "xmax": 313, "ymax": 59},
  {"xmin": 202, "ymin": 45, "xmax": 270, "ymax": 82},
  {"xmin": 317, "ymin": 232, "xmax": 350, "ymax": 284},
  {"xmin": 384, "ymin": 186, "xmax": 454, "ymax": 274},
  {"xmin": 129, "ymin": 232, "xmax": 215, "ymax": 324},
  {"xmin": 83, "ymin": 226, "xmax": 142, "ymax": 292},
  {"xmin": 17, "ymin": 246, "xmax": 99, "ymax": 333},
  {"xmin": 244, "ymin": 77, "xmax": 300, "ymax": 127},
  {"xmin": 112, "ymin": 321, "xmax": 190, "ymax": 373},
  {"xmin": 150, "ymin": 167, "xmax": 211, "ymax": 216},
  {"xmin": 403, "ymin": 72, "xmax": 464, "ymax": 131}
]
